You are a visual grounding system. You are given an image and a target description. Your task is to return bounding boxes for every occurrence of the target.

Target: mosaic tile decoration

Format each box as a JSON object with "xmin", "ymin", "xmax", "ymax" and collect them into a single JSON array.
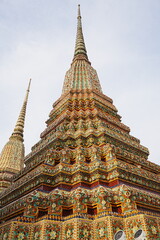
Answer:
[{"xmin": 0, "ymin": 4, "xmax": 159, "ymax": 240}]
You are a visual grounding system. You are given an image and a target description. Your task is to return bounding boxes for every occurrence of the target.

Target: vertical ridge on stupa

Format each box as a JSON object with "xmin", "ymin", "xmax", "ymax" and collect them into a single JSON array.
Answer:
[{"xmin": 0, "ymin": 79, "xmax": 31, "ymax": 191}]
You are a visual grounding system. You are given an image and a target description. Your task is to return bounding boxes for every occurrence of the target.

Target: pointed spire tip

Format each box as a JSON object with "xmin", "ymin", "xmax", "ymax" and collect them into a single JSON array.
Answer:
[
  {"xmin": 78, "ymin": 4, "xmax": 81, "ymax": 18},
  {"xmin": 10, "ymin": 79, "xmax": 31, "ymax": 141},
  {"xmin": 27, "ymin": 79, "xmax": 31, "ymax": 92},
  {"xmin": 73, "ymin": 4, "xmax": 89, "ymax": 62}
]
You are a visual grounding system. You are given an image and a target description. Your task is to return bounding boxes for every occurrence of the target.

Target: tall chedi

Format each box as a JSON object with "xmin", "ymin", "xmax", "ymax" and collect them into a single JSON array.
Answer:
[
  {"xmin": 0, "ymin": 5, "xmax": 160, "ymax": 240},
  {"xmin": 0, "ymin": 79, "xmax": 31, "ymax": 192}
]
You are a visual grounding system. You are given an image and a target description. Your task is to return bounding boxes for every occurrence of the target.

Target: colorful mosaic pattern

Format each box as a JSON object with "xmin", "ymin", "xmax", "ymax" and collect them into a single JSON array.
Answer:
[
  {"xmin": 0, "ymin": 4, "xmax": 160, "ymax": 240},
  {"xmin": 125, "ymin": 217, "xmax": 144, "ymax": 240},
  {"xmin": 96, "ymin": 221, "xmax": 109, "ymax": 239},
  {"xmin": 45, "ymin": 223, "xmax": 61, "ymax": 240},
  {"xmin": 112, "ymin": 218, "xmax": 124, "ymax": 236},
  {"xmin": 79, "ymin": 222, "xmax": 91, "ymax": 240},
  {"xmin": 32, "ymin": 225, "xmax": 41, "ymax": 240},
  {"xmin": 12, "ymin": 225, "xmax": 29, "ymax": 240},
  {"xmin": 64, "ymin": 223, "xmax": 74, "ymax": 240},
  {"xmin": 145, "ymin": 217, "xmax": 160, "ymax": 239},
  {"xmin": 0, "ymin": 224, "xmax": 10, "ymax": 240}
]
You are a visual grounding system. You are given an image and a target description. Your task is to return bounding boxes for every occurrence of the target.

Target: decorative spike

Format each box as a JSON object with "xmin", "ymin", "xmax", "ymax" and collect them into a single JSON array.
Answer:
[
  {"xmin": 62, "ymin": 6, "xmax": 102, "ymax": 95},
  {"xmin": 10, "ymin": 79, "xmax": 31, "ymax": 142},
  {"xmin": 73, "ymin": 4, "xmax": 89, "ymax": 62},
  {"xmin": 78, "ymin": 4, "xmax": 81, "ymax": 18},
  {"xmin": 0, "ymin": 79, "xmax": 31, "ymax": 186}
]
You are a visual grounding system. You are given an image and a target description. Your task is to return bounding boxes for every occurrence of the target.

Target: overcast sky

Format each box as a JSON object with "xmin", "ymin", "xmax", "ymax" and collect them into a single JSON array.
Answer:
[{"xmin": 0, "ymin": 0, "xmax": 160, "ymax": 165}]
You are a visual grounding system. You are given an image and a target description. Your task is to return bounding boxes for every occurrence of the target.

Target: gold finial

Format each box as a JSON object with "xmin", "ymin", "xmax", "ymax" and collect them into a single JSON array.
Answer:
[
  {"xmin": 27, "ymin": 78, "xmax": 31, "ymax": 92},
  {"xmin": 78, "ymin": 4, "xmax": 81, "ymax": 18},
  {"xmin": 73, "ymin": 4, "xmax": 89, "ymax": 62},
  {"xmin": 10, "ymin": 79, "xmax": 31, "ymax": 142}
]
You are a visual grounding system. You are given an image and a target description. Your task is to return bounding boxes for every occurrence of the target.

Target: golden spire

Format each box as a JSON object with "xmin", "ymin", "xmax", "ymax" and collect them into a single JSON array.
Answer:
[
  {"xmin": 62, "ymin": 6, "xmax": 102, "ymax": 95},
  {"xmin": 0, "ymin": 79, "xmax": 31, "ymax": 175},
  {"xmin": 10, "ymin": 79, "xmax": 31, "ymax": 142},
  {"xmin": 73, "ymin": 4, "xmax": 89, "ymax": 62}
]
